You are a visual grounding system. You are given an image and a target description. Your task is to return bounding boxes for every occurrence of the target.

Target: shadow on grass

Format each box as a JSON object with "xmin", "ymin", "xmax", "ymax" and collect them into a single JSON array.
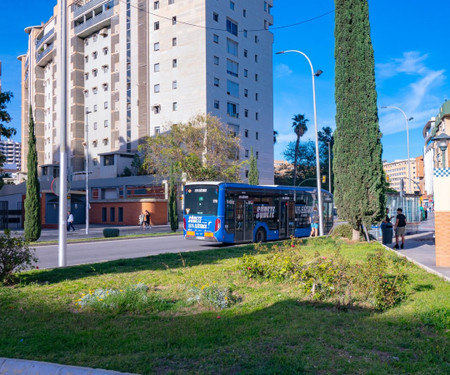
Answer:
[
  {"xmin": 18, "ymin": 243, "xmax": 264, "ymax": 285},
  {"xmin": 0, "ymin": 296, "xmax": 447, "ymax": 374}
]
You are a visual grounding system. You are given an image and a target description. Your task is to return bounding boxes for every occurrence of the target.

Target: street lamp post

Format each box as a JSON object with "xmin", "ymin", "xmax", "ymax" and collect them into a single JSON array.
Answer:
[
  {"xmin": 327, "ymin": 141, "xmax": 331, "ymax": 193},
  {"xmin": 276, "ymin": 50, "xmax": 324, "ymax": 235},
  {"xmin": 84, "ymin": 109, "xmax": 92, "ymax": 235},
  {"xmin": 432, "ymin": 132, "xmax": 450, "ymax": 168},
  {"xmin": 381, "ymin": 106, "xmax": 414, "ymax": 194}
]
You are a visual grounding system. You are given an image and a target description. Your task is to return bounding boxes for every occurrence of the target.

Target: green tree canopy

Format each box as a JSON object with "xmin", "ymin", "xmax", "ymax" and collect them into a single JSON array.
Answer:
[
  {"xmin": 248, "ymin": 147, "xmax": 259, "ymax": 185},
  {"xmin": 334, "ymin": 0, "xmax": 385, "ymax": 239},
  {"xmin": 140, "ymin": 114, "xmax": 244, "ymax": 182},
  {"xmin": 0, "ymin": 91, "xmax": 17, "ymax": 139}
]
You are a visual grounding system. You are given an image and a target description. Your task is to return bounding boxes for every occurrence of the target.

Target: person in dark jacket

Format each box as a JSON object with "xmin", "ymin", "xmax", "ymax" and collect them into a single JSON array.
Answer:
[{"xmin": 393, "ymin": 208, "xmax": 407, "ymax": 249}]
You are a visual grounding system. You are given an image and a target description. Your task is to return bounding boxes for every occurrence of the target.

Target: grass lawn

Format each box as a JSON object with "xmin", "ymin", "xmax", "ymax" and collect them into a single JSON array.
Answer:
[{"xmin": 0, "ymin": 238, "xmax": 449, "ymax": 374}]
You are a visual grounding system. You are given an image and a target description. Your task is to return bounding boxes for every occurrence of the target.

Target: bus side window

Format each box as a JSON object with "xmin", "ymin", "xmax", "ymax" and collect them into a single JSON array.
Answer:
[{"xmin": 225, "ymin": 196, "xmax": 235, "ymax": 233}]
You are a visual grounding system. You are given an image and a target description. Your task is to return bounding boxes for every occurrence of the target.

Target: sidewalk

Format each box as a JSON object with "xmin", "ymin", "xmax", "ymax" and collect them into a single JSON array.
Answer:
[
  {"xmin": 5, "ymin": 223, "xmax": 183, "ymax": 243},
  {"xmin": 383, "ymin": 213, "xmax": 450, "ymax": 281}
]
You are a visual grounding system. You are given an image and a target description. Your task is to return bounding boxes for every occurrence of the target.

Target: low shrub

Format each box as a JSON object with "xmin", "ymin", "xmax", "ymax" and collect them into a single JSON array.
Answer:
[
  {"xmin": 75, "ymin": 283, "xmax": 171, "ymax": 314},
  {"xmin": 188, "ymin": 283, "xmax": 236, "ymax": 310},
  {"xmin": 103, "ymin": 228, "xmax": 120, "ymax": 238},
  {"xmin": 0, "ymin": 229, "xmax": 37, "ymax": 284},
  {"xmin": 330, "ymin": 223, "xmax": 353, "ymax": 239}
]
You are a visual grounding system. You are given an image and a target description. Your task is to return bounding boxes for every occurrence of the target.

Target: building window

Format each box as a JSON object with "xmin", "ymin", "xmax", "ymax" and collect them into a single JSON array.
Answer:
[
  {"xmin": 154, "ymin": 84, "xmax": 160, "ymax": 93},
  {"xmin": 214, "ymin": 77, "xmax": 220, "ymax": 87},
  {"xmin": 102, "ymin": 207, "xmax": 107, "ymax": 222},
  {"xmin": 153, "ymin": 105, "xmax": 161, "ymax": 114},
  {"xmin": 245, "ymin": 129, "xmax": 249, "ymax": 137},
  {"xmin": 154, "ymin": 1, "xmax": 159, "ymax": 10},
  {"xmin": 227, "ymin": 102, "xmax": 239, "ymax": 118},
  {"xmin": 172, "ymin": 58, "xmax": 178, "ymax": 68},
  {"xmin": 118, "ymin": 207, "xmax": 123, "ymax": 222},
  {"xmin": 226, "ymin": 19, "xmax": 238, "ymax": 36},
  {"xmin": 213, "ymin": 12, "xmax": 219, "ymax": 22},
  {"xmin": 92, "ymin": 87, "xmax": 98, "ymax": 94},
  {"xmin": 104, "ymin": 155, "xmax": 114, "ymax": 166},
  {"xmin": 255, "ymin": 93, "xmax": 259, "ymax": 101},
  {"xmin": 94, "ymin": 122, "xmax": 98, "ymax": 130},
  {"xmin": 154, "ymin": 63, "xmax": 160, "ymax": 72},
  {"xmin": 256, "ymin": 131, "xmax": 259, "ymax": 140},
  {"xmin": 227, "ymin": 80, "xmax": 239, "ymax": 97},
  {"xmin": 154, "ymin": 21, "xmax": 160, "ymax": 30},
  {"xmin": 245, "ymin": 170, "xmax": 249, "ymax": 178},
  {"xmin": 227, "ymin": 59, "xmax": 239, "ymax": 77},
  {"xmin": 155, "ymin": 126, "xmax": 160, "ymax": 134},
  {"xmin": 243, "ymin": 29, "xmax": 248, "ymax": 38},
  {"xmin": 256, "ymin": 151, "xmax": 259, "ymax": 159},
  {"xmin": 93, "ymin": 104, "xmax": 98, "ymax": 112},
  {"xmin": 255, "ymin": 35, "xmax": 259, "ymax": 44},
  {"xmin": 245, "ymin": 149, "xmax": 249, "ymax": 158},
  {"xmin": 243, "ymin": 9, "xmax": 247, "ymax": 17},
  {"xmin": 110, "ymin": 207, "xmax": 115, "ymax": 222},
  {"xmin": 103, "ymin": 47, "xmax": 108, "ymax": 55},
  {"xmin": 230, "ymin": 1, "xmax": 235, "ymax": 10},
  {"xmin": 213, "ymin": 56, "xmax": 219, "ymax": 65},
  {"xmin": 255, "ymin": 54, "xmax": 258, "ymax": 62},
  {"xmin": 154, "ymin": 42, "xmax": 160, "ymax": 51},
  {"xmin": 103, "ymin": 83, "xmax": 108, "ymax": 91},
  {"xmin": 85, "ymin": 73, "xmax": 89, "ymax": 80},
  {"xmin": 104, "ymin": 101, "xmax": 108, "ymax": 109},
  {"xmin": 244, "ymin": 69, "xmax": 248, "ymax": 77},
  {"xmin": 85, "ymin": 55, "xmax": 89, "ymax": 63},
  {"xmin": 172, "ymin": 80, "xmax": 177, "ymax": 89},
  {"xmin": 104, "ymin": 120, "xmax": 109, "ymax": 127},
  {"xmin": 214, "ymin": 100, "xmax": 220, "ymax": 109},
  {"xmin": 92, "ymin": 69, "xmax": 98, "ymax": 77},
  {"xmin": 255, "ymin": 73, "xmax": 258, "ymax": 82},
  {"xmin": 256, "ymin": 112, "xmax": 259, "ymax": 120},
  {"xmin": 172, "ymin": 102, "xmax": 177, "ymax": 111},
  {"xmin": 168, "ymin": 0, "xmax": 174, "ymax": 4},
  {"xmin": 102, "ymin": 65, "xmax": 109, "ymax": 73},
  {"xmin": 93, "ymin": 51, "xmax": 98, "ymax": 59},
  {"xmin": 172, "ymin": 37, "xmax": 177, "ymax": 46},
  {"xmin": 244, "ymin": 109, "xmax": 248, "ymax": 117},
  {"xmin": 244, "ymin": 89, "xmax": 248, "ymax": 97},
  {"xmin": 213, "ymin": 34, "xmax": 219, "ymax": 43},
  {"xmin": 227, "ymin": 38, "xmax": 238, "ymax": 56},
  {"xmin": 172, "ymin": 16, "xmax": 177, "ymax": 25},
  {"xmin": 244, "ymin": 49, "xmax": 248, "ymax": 58}
]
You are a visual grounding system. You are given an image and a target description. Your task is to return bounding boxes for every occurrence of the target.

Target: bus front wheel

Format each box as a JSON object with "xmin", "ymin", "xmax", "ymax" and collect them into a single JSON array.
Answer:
[{"xmin": 255, "ymin": 228, "xmax": 266, "ymax": 243}]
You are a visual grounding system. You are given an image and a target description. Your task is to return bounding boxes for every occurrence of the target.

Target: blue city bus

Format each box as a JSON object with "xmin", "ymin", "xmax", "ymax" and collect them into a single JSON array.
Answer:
[{"xmin": 183, "ymin": 182, "xmax": 334, "ymax": 244}]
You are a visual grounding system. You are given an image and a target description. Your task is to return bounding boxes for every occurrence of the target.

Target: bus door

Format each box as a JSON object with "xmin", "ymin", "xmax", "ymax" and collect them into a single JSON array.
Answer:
[
  {"xmin": 288, "ymin": 201, "xmax": 295, "ymax": 237},
  {"xmin": 279, "ymin": 201, "xmax": 287, "ymax": 238},
  {"xmin": 235, "ymin": 200, "xmax": 254, "ymax": 242}
]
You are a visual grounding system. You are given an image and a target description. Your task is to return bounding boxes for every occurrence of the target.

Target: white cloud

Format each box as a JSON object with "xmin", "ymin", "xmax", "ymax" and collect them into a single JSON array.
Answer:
[
  {"xmin": 376, "ymin": 51, "xmax": 428, "ymax": 79},
  {"xmin": 274, "ymin": 63, "xmax": 292, "ymax": 78}
]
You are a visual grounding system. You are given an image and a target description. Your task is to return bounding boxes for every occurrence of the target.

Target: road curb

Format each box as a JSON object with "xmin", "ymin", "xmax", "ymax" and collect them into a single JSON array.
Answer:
[
  {"xmin": 380, "ymin": 243, "xmax": 450, "ymax": 282},
  {"xmin": 0, "ymin": 357, "xmax": 138, "ymax": 375}
]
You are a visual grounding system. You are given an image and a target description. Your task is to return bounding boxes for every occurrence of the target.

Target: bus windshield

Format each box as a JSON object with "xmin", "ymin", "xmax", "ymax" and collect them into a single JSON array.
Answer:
[{"xmin": 184, "ymin": 185, "xmax": 219, "ymax": 215}]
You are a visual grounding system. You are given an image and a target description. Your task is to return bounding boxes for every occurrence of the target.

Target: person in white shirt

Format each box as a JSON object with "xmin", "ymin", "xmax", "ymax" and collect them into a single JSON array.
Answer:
[{"xmin": 67, "ymin": 211, "xmax": 75, "ymax": 231}]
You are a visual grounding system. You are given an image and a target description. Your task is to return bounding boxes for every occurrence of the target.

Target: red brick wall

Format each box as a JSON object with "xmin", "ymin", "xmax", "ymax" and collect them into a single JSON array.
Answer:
[
  {"xmin": 435, "ymin": 211, "xmax": 450, "ymax": 267},
  {"xmin": 90, "ymin": 201, "xmax": 168, "ymax": 226}
]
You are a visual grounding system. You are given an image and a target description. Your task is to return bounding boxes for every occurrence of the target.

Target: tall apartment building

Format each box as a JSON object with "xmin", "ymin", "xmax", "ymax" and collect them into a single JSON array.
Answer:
[
  {"xmin": 383, "ymin": 158, "xmax": 421, "ymax": 194},
  {"xmin": 0, "ymin": 138, "xmax": 22, "ymax": 170},
  {"xmin": 19, "ymin": 0, "xmax": 275, "ymax": 183}
]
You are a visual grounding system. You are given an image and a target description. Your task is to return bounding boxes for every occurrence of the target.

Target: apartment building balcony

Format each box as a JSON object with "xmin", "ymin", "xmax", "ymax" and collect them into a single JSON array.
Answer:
[
  {"xmin": 73, "ymin": 0, "xmax": 115, "ymax": 38},
  {"xmin": 36, "ymin": 29, "xmax": 55, "ymax": 51},
  {"xmin": 73, "ymin": 0, "xmax": 114, "ymax": 18},
  {"xmin": 36, "ymin": 42, "xmax": 55, "ymax": 67}
]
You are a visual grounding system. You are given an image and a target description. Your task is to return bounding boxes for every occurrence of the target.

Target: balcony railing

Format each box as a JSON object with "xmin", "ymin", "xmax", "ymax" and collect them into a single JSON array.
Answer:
[
  {"xmin": 36, "ymin": 29, "xmax": 54, "ymax": 51},
  {"xmin": 74, "ymin": 0, "xmax": 115, "ymax": 18},
  {"xmin": 74, "ymin": 6, "xmax": 114, "ymax": 37},
  {"xmin": 36, "ymin": 42, "xmax": 54, "ymax": 65}
]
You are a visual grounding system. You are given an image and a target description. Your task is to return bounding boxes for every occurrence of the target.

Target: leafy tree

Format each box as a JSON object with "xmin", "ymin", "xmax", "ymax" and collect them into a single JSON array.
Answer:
[
  {"xmin": 334, "ymin": 0, "xmax": 385, "ymax": 240},
  {"xmin": 168, "ymin": 164, "xmax": 178, "ymax": 232},
  {"xmin": 0, "ymin": 92, "xmax": 16, "ymax": 139},
  {"xmin": 140, "ymin": 114, "xmax": 244, "ymax": 182},
  {"xmin": 248, "ymin": 147, "xmax": 259, "ymax": 185},
  {"xmin": 291, "ymin": 114, "xmax": 309, "ymax": 186},
  {"xmin": 24, "ymin": 109, "xmax": 41, "ymax": 242}
]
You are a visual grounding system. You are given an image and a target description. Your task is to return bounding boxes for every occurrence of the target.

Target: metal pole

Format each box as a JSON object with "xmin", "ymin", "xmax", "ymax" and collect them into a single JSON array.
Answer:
[
  {"xmin": 381, "ymin": 106, "xmax": 413, "ymax": 194},
  {"xmin": 328, "ymin": 141, "xmax": 331, "ymax": 193},
  {"xmin": 58, "ymin": 0, "xmax": 68, "ymax": 267},
  {"xmin": 85, "ymin": 110, "xmax": 91, "ymax": 235}
]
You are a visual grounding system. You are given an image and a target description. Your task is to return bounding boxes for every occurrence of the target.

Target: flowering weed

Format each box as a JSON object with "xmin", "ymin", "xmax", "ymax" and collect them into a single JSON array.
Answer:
[{"xmin": 188, "ymin": 283, "xmax": 235, "ymax": 310}]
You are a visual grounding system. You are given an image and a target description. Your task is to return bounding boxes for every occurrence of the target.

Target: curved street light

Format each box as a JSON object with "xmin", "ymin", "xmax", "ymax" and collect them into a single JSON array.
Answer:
[
  {"xmin": 276, "ymin": 50, "xmax": 324, "ymax": 236},
  {"xmin": 381, "ymin": 106, "xmax": 414, "ymax": 194}
]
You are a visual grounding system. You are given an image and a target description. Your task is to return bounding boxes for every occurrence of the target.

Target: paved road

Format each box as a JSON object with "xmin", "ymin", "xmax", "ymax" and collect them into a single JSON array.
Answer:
[{"xmin": 34, "ymin": 235, "xmax": 225, "ymax": 269}]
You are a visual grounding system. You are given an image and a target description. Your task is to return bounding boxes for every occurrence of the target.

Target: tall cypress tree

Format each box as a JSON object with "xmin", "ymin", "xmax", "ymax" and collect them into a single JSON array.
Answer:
[
  {"xmin": 168, "ymin": 164, "xmax": 178, "ymax": 232},
  {"xmin": 334, "ymin": 0, "xmax": 385, "ymax": 240},
  {"xmin": 248, "ymin": 147, "xmax": 259, "ymax": 185},
  {"xmin": 24, "ymin": 108, "xmax": 41, "ymax": 241}
]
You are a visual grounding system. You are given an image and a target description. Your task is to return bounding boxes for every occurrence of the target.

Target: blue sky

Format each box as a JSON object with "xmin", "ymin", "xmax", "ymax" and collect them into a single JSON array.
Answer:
[{"xmin": 0, "ymin": 0, "xmax": 448, "ymax": 163}]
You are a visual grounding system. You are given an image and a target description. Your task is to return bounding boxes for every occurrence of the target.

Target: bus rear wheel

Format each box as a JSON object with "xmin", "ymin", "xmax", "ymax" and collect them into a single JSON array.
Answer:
[{"xmin": 255, "ymin": 228, "xmax": 266, "ymax": 243}]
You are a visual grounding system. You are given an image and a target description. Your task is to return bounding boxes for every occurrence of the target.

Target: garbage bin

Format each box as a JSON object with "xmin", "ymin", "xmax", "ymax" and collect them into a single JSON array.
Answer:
[{"xmin": 380, "ymin": 222, "xmax": 393, "ymax": 245}]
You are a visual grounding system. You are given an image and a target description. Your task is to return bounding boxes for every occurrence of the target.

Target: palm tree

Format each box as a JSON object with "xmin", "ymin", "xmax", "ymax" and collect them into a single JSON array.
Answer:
[{"xmin": 292, "ymin": 114, "xmax": 309, "ymax": 186}]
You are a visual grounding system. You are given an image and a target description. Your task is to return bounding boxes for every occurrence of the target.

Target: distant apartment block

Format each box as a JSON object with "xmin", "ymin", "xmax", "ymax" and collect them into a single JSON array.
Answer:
[
  {"xmin": 18, "ymin": 0, "xmax": 275, "ymax": 183},
  {"xmin": 383, "ymin": 158, "xmax": 421, "ymax": 194},
  {"xmin": 0, "ymin": 138, "xmax": 22, "ymax": 170}
]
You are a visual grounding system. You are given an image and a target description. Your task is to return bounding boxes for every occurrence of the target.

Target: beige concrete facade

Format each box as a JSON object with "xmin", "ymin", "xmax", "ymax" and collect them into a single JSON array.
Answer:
[
  {"xmin": 383, "ymin": 158, "xmax": 420, "ymax": 194},
  {"xmin": 19, "ymin": 0, "xmax": 275, "ymax": 184}
]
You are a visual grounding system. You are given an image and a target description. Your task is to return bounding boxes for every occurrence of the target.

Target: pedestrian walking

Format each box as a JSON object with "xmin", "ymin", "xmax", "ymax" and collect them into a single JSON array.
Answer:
[
  {"xmin": 139, "ymin": 212, "xmax": 145, "ymax": 229},
  {"xmin": 145, "ymin": 210, "xmax": 152, "ymax": 229},
  {"xmin": 383, "ymin": 208, "xmax": 391, "ymax": 223},
  {"xmin": 67, "ymin": 211, "xmax": 75, "ymax": 232},
  {"xmin": 393, "ymin": 208, "xmax": 407, "ymax": 249},
  {"xmin": 309, "ymin": 207, "xmax": 319, "ymax": 237}
]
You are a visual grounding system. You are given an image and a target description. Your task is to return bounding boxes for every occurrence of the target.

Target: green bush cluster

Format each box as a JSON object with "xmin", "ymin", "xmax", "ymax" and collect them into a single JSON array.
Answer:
[
  {"xmin": 0, "ymin": 229, "xmax": 37, "ymax": 284},
  {"xmin": 330, "ymin": 223, "xmax": 353, "ymax": 239},
  {"xmin": 239, "ymin": 248, "xmax": 408, "ymax": 311},
  {"xmin": 103, "ymin": 228, "xmax": 120, "ymax": 238},
  {"xmin": 188, "ymin": 283, "xmax": 236, "ymax": 310}
]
